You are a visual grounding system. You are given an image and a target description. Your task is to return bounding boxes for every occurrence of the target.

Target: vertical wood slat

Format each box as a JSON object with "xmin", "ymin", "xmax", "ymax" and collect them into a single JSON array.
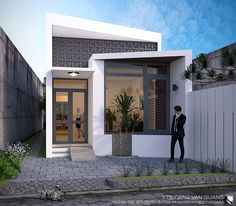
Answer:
[
  {"xmin": 215, "ymin": 87, "xmax": 224, "ymax": 160},
  {"xmin": 194, "ymin": 91, "xmax": 201, "ymax": 161},
  {"xmin": 233, "ymin": 85, "xmax": 236, "ymax": 172},
  {"xmin": 223, "ymin": 85, "xmax": 233, "ymax": 171},
  {"xmin": 201, "ymin": 90, "xmax": 208, "ymax": 161},
  {"xmin": 207, "ymin": 88, "xmax": 216, "ymax": 160}
]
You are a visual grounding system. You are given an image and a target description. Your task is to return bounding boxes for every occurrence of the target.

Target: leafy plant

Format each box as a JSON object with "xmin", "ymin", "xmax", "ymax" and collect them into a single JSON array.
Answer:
[
  {"xmin": 5, "ymin": 141, "xmax": 29, "ymax": 161},
  {"xmin": 105, "ymin": 108, "xmax": 117, "ymax": 122},
  {"xmin": 198, "ymin": 160, "xmax": 209, "ymax": 173},
  {"xmin": 161, "ymin": 163, "xmax": 169, "ymax": 175},
  {"xmin": 0, "ymin": 151, "xmax": 19, "ymax": 179},
  {"xmin": 120, "ymin": 164, "xmax": 131, "ymax": 177},
  {"xmin": 133, "ymin": 163, "xmax": 145, "ymax": 177},
  {"xmin": 182, "ymin": 50, "xmax": 236, "ymax": 83},
  {"xmin": 209, "ymin": 159, "xmax": 219, "ymax": 173},
  {"xmin": 143, "ymin": 162, "xmax": 156, "ymax": 176},
  {"xmin": 0, "ymin": 141, "xmax": 29, "ymax": 180},
  {"xmin": 184, "ymin": 161, "xmax": 193, "ymax": 174},
  {"xmin": 113, "ymin": 92, "xmax": 134, "ymax": 132},
  {"xmin": 174, "ymin": 162, "xmax": 181, "ymax": 175},
  {"xmin": 219, "ymin": 158, "xmax": 230, "ymax": 172},
  {"xmin": 130, "ymin": 112, "xmax": 142, "ymax": 132},
  {"xmin": 39, "ymin": 95, "xmax": 46, "ymax": 111}
]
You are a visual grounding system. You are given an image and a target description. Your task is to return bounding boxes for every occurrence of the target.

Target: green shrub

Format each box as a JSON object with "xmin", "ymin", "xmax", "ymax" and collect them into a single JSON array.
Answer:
[
  {"xmin": 133, "ymin": 163, "xmax": 145, "ymax": 177},
  {"xmin": 143, "ymin": 162, "xmax": 156, "ymax": 176},
  {"xmin": 0, "ymin": 151, "xmax": 19, "ymax": 180},
  {"xmin": 0, "ymin": 141, "xmax": 29, "ymax": 180},
  {"xmin": 120, "ymin": 164, "xmax": 131, "ymax": 177}
]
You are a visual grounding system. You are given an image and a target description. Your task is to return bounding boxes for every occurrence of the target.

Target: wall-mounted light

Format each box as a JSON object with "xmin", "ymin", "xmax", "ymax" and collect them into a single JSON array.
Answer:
[
  {"xmin": 172, "ymin": 84, "xmax": 178, "ymax": 91},
  {"xmin": 68, "ymin": 71, "xmax": 79, "ymax": 77}
]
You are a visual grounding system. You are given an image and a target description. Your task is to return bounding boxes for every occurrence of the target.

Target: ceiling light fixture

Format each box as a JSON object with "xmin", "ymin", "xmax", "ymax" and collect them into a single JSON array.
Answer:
[{"xmin": 68, "ymin": 71, "xmax": 79, "ymax": 77}]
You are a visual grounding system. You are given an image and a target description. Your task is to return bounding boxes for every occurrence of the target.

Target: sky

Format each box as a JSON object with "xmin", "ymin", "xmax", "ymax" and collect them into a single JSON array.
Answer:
[{"xmin": 0, "ymin": 0, "xmax": 235, "ymax": 82}]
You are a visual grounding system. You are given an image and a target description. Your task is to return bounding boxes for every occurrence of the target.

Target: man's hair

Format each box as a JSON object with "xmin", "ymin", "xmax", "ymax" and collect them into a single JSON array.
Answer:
[{"xmin": 174, "ymin": 105, "xmax": 182, "ymax": 112}]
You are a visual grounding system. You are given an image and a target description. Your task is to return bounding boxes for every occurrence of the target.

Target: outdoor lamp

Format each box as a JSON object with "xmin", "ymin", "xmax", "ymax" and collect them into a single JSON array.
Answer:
[
  {"xmin": 68, "ymin": 71, "xmax": 79, "ymax": 77},
  {"xmin": 172, "ymin": 84, "xmax": 178, "ymax": 91}
]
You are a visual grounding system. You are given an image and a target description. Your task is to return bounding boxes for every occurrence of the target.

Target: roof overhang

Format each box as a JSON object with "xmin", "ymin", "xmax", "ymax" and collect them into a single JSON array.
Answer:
[
  {"xmin": 51, "ymin": 67, "xmax": 94, "ymax": 79},
  {"xmin": 47, "ymin": 13, "xmax": 162, "ymax": 49},
  {"xmin": 89, "ymin": 50, "xmax": 192, "ymax": 64}
]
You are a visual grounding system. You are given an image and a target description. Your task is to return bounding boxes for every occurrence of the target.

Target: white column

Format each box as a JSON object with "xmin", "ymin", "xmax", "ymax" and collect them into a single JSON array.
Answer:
[{"xmin": 46, "ymin": 71, "xmax": 52, "ymax": 158}]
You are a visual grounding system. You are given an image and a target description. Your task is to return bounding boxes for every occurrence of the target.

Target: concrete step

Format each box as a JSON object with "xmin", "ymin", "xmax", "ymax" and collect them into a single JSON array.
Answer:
[
  {"xmin": 52, "ymin": 153, "xmax": 70, "ymax": 157},
  {"xmin": 53, "ymin": 144, "xmax": 90, "ymax": 147},
  {"xmin": 52, "ymin": 146, "xmax": 70, "ymax": 158},
  {"xmin": 70, "ymin": 146, "xmax": 97, "ymax": 161},
  {"xmin": 52, "ymin": 147, "xmax": 70, "ymax": 153}
]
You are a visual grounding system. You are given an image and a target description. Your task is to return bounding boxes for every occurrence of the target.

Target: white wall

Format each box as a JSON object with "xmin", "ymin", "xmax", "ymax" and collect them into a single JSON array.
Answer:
[
  {"xmin": 90, "ymin": 60, "xmax": 110, "ymax": 155},
  {"xmin": 132, "ymin": 135, "xmax": 180, "ymax": 158},
  {"xmin": 170, "ymin": 56, "xmax": 192, "ymax": 159},
  {"xmin": 46, "ymin": 71, "xmax": 53, "ymax": 158},
  {"xmin": 187, "ymin": 84, "xmax": 236, "ymax": 172}
]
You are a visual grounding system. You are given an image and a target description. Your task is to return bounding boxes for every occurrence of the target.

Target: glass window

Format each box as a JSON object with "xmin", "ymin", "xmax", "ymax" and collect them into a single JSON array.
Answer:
[
  {"xmin": 54, "ymin": 79, "xmax": 87, "ymax": 89},
  {"xmin": 72, "ymin": 92, "xmax": 85, "ymax": 142},
  {"xmin": 105, "ymin": 76, "xmax": 144, "ymax": 132},
  {"xmin": 105, "ymin": 62, "xmax": 169, "ymax": 134},
  {"xmin": 106, "ymin": 64, "xmax": 143, "ymax": 75},
  {"xmin": 147, "ymin": 66, "xmax": 167, "ymax": 75},
  {"xmin": 55, "ymin": 92, "xmax": 68, "ymax": 142}
]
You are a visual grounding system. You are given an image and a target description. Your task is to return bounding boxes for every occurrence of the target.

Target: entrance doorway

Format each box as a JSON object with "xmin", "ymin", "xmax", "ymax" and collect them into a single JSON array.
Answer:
[{"xmin": 53, "ymin": 79, "xmax": 88, "ymax": 144}]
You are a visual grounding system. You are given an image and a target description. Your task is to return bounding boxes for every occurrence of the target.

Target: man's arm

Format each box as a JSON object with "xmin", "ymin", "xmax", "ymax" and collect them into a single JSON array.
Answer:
[{"xmin": 177, "ymin": 114, "xmax": 186, "ymax": 127}]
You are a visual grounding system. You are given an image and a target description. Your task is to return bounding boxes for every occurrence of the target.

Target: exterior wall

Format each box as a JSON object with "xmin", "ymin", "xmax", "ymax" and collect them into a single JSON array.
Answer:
[
  {"xmin": 52, "ymin": 37, "xmax": 158, "ymax": 68},
  {"xmin": 132, "ymin": 135, "xmax": 179, "ymax": 157},
  {"xmin": 0, "ymin": 27, "xmax": 43, "ymax": 149},
  {"xmin": 90, "ymin": 51, "xmax": 192, "ymax": 158},
  {"xmin": 193, "ymin": 42, "xmax": 236, "ymax": 91},
  {"xmin": 46, "ymin": 71, "xmax": 53, "ymax": 157},
  {"xmin": 187, "ymin": 84, "xmax": 236, "ymax": 173}
]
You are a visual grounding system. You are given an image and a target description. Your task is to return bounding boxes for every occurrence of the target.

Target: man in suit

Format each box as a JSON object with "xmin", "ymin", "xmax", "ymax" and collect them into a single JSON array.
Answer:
[{"xmin": 168, "ymin": 105, "xmax": 186, "ymax": 163}]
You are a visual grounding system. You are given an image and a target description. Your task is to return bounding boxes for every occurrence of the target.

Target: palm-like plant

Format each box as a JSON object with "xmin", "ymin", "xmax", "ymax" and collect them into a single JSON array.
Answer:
[
  {"xmin": 113, "ymin": 92, "xmax": 134, "ymax": 132},
  {"xmin": 130, "ymin": 112, "xmax": 142, "ymax": 132},
  {"xmin": 182, "ymin": 49, "xmax": 236, "ymax": 83},
  {"xmin": 105, "ymin": 108, "xmax": 116, "ymax": 122}
]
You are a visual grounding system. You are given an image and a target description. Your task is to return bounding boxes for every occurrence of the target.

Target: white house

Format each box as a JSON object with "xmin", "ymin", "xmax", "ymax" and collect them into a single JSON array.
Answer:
[{"xmin": 46, "ymin": 13, "xmax": 192, "ymax": 158}]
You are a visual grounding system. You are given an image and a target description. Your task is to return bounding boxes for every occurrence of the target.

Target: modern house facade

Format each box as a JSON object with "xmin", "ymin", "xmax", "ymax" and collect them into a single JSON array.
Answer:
[{"xmin": 46, "ymin": 13, "xmax": 192, "ymax": 158}]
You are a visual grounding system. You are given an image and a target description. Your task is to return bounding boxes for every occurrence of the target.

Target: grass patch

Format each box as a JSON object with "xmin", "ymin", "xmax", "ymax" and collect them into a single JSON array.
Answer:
[
  {"xmin": 116, "ymin": 172, "xmax": 230, "ymax": 180},
  {"xmin": 23, "ymin": 133, "xmax": 39, "ymax": 150},
  {"xmin": 38, "ymin": 139, "xmax": 46, "ymax": 158},
  {"xmin": 0, "ymin": 179, "xmax": 10, "ymax": 185}
]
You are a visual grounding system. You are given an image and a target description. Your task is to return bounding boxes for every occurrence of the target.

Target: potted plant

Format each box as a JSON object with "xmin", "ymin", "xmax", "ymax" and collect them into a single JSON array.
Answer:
[{"xmin": 107, "ymin": 92, "xmax": 141, "ymax": 156}]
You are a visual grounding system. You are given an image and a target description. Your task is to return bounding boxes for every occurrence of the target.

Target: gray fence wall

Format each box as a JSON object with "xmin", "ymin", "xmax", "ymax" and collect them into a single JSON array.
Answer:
[
  {"xmin": 0, "ymin": 27, "xmax": 43, "ymax": 149},
  {"xmin": 187, "ymin": 84, "xmax": 236, "ymax": 172}
]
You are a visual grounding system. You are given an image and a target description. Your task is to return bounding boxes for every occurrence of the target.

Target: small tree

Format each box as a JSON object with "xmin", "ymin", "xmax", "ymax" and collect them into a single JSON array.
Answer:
[
  {"xmin": 113, "ymin": 92, "xmax": 134, "ymax": 133},
  {"xmin": 182, "ymin": 49, "xmax": 236, "ymax": 83}
]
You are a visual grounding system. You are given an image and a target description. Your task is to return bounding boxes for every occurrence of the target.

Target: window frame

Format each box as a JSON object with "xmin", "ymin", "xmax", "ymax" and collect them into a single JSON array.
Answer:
[{"xmin": 104, "ymin": 61, "xmax": 170, "ymax": 135}]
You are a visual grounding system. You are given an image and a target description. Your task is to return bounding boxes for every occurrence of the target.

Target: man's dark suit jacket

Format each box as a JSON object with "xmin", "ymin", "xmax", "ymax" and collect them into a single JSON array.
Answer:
[{"xmin": 171, "ymin": 113, "xmax": 186, "ymax": 138}]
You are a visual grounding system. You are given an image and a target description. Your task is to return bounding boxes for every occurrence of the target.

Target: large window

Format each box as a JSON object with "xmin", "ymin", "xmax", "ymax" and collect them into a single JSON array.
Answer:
[{"xmin": 105, "ymin": 62, "xmax": 169, "ymax": 134}]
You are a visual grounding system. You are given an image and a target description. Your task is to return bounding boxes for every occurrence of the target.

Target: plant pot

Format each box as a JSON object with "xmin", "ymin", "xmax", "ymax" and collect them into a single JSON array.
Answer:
[{"xmin": 112, "ymin": 133, "xmax": 132, "ymax": 156}]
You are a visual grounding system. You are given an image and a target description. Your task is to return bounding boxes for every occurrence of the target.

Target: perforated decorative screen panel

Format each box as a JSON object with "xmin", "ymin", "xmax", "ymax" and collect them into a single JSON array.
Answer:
[{"xmin": 52, "ymin": 37, "xmax": 158, "ymax": 67}]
